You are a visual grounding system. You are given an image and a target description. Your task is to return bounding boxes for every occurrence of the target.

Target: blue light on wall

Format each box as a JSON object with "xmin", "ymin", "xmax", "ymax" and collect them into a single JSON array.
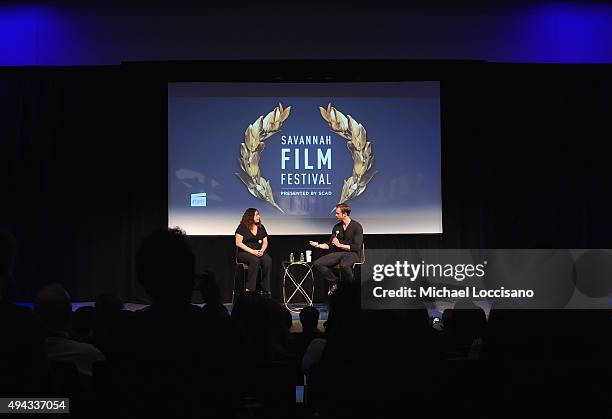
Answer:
[
  {"xmin": 2, "ymin": 2, "xmax": 612, "ymax": 65},
  {"xmin": 0, "ymin": 4, "xmax": 40, "ymax": 65},
  {"xmin": 497, "ymin": 2, "xmax": 612, "ymax": 63},
  {"xmin": 0, "ymin": 3, "xmax": 82, "ymax": 66}
]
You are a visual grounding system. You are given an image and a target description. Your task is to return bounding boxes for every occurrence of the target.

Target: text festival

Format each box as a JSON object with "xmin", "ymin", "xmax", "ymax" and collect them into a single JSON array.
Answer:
[{"xmin": 280, "ymin": 135, "xmax": 332, "ymax": 186}]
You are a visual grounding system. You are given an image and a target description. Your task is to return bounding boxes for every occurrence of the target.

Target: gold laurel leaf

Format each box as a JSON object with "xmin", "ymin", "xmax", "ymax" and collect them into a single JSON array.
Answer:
[
  {"xmin": 263, "ymin": 110, "xmax": 275, "ymax": 132},
  {"xmin": 361, "ymin": 169, "xmax": 377, "ymax": 186},
  {"xmin": 351, "ymin": 125, "xmax": 366, "ymax": 150},
  {"xmin": 251, "ymin": 124, "xmax": 261, "ymax": 151},
  {"xmin": 281, "ymin": 106, "xmax": 291, "ymax": 122},
  {"xmin": 340, "ymin": 178, "xmax": 353, "ymax": 202},
  {"xmin": 319, "ymin": 106, "xmax": 327, "ymax": 121},
  {"xmin": 359, "ymin": 125, "xmax": 367, "ymax": 143},
  {"xmin": 237, "ymin": 105, "xmax": 290, "ymax": 212},
  {"xmin": 320, "ymin": 104, "xmax": 376, "ymax": 207},
  {"xmin": 267, "ymin": 108, "xmax": 280, "ymax": 131},
  {"xmin": 335, "ymin": 109, "xmax": 349, "ymax": 132},
  {"xmin": 347, "ymin": 141, "xmax": 356, "ymax": 154},
  {"xmin": 354, "ymin": 184, "xmax": 367, "ymax": 198},
  {"xmin": 328, "ymin": 108, "xmax": 337, "ymax": 126},
  {"xmin": 244, "ymin": 127, "xmax": 253, "ymax": 149},
  {"xmin": 353, "ymin": 153, "xmax": 366, "ymax": 177},
  {"xmin": 319, "ymin": 106, "xmax": 331, "ymax": 122},
  {"xmin": 366, "ymin": 155, "xmax": 374, "ymax": 172},
  {"xmin": 246, "ymin": 125, "xmax": 259, "ymax": 152},
  {"xmin": 247, "ymin": 167, "xmax": 260, "ymax": 179},
  {"xmin": 348, "ymin": 115, "xmax": 360, "ymax": 135},
  {"xmin": 253, "ymin": 116, "xmax": 263, "ymax": 135},
  {"xmin": 351, "ymin": 129, "xmax": 364, "ymax": 151},
  {"xmin": 264, "ymin": 179, "xmax": 274, "ymax": 199},
  {"xmin": 332, "ymin": 110, "xmax": 345, "ymax": 132},
  {"xmin": 250, "ymin": 151, "xmax": 260, "ymax": 164}
]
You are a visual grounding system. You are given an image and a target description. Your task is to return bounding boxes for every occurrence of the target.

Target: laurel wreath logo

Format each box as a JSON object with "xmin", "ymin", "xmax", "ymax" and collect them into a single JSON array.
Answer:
[
  {"xmin": 235, "ymin": 103, "xmax": 291, "ymax": 213},
  {"xmin": 319, "ymin": 103, "xmax": 377, "ymax": 208},
  {"xmin": 236, "ymin": 103, "xmax": 376, "ymax": 212}
]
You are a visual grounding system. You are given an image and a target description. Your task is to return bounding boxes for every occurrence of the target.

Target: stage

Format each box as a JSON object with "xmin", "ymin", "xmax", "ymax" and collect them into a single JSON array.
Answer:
[{"xmin": 15, "ymin": 299, "xmax": 493, "ymax": 331}]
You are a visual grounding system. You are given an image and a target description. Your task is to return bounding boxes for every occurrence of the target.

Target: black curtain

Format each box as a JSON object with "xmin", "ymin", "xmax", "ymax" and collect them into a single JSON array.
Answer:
[
  {"xmin": 0, "ymin": 67, "xmax": 135, "ymax": 302},
  {"xmin": 1, "ymin": 62, "xmax": 611, "ymax": 303}
]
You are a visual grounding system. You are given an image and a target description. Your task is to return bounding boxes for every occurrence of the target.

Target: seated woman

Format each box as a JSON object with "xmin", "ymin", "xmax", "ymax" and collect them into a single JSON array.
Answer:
[{"xmin": 235, "ymin": 208, "xmax": 271, "ymax": 296}]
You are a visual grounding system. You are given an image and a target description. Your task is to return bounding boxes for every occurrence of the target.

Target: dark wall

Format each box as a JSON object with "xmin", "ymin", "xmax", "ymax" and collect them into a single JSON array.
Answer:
[{"xmin": 1, "ymin": 61, "xmax": 611, "ymax": 303}]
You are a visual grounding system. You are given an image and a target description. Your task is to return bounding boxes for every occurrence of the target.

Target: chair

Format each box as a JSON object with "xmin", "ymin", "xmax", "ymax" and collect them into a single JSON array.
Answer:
[
  {"xmin": 353, "ymin": 242, "xmax": 366, "ymax": 276},
  {"xmin": 233, "ymin": 258, "xmax": 263, "ymax": 303}
]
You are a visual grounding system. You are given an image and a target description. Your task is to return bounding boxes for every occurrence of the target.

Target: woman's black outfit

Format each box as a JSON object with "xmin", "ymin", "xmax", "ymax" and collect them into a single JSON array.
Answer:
[{"xmin": 235, "ymin": 223, "xmax": 271, "ymax": 293}]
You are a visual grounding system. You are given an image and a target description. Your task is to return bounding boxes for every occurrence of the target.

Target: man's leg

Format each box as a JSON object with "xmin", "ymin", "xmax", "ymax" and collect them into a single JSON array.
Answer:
[
  {"xmin": 312, "ymin": 252, "xmax": 344, "ymax": 282},
  {"xmin": 338, "ymin": 252, "xmax": 359, "ymax": 283}
]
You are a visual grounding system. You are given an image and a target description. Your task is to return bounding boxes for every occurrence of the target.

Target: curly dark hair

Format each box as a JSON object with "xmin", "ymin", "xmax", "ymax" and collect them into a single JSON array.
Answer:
[{"xmin": 240, "ymin": 208, "xmax": 260, "ymax": 227}]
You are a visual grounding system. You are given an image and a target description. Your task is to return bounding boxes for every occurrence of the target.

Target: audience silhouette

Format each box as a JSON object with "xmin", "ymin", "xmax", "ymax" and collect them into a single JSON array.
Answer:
[
  {"xmin": 2, "ymin": 227, "xmax": 611, "ymax": 418},
  {"xmin": 199, "ymin": 270, "xmax": 230, "ymax": 322},
  {"xmin": 0, "ymin": 232, "xmax": 50, "ymax": 396},
  {"xmin": 34, "ymin": 283, "xmax": 105, "ymax": 377}
]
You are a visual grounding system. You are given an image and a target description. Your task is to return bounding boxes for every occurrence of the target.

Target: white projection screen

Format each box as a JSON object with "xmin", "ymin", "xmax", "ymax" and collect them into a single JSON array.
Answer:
[{"xmin": 168, "ymin": 82, "xmax": 442, "ymax": 235}]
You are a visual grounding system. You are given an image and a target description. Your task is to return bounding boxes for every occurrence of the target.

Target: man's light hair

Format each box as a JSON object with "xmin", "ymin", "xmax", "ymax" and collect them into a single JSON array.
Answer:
[{"xmin": 336, "ymin": 203, "xmax": 351, "ymax": 216}]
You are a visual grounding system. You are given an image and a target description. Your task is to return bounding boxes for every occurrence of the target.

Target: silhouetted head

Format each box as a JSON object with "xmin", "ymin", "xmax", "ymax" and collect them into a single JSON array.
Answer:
[
  {"xmin": 34, "ymin": 283, "xmax": 72, "ymax": 333},
  {"xmin": 299, "ymin": 305, "xmax": 320, "ymax": 331},
  {"xmin": 95, "ymin": 292, "xmax": 124, "ymax": 320},
  {"xmin": 199, "ymin": 270, "xmax": 220, "ymax": 305},
  {"xmin": 231, "ymin": 291, "xmax": 269, "ymax": 327},
  {"xmin": 231, "ymin": 291, "xmax": 274, "ymax": 359},
  {"xmin": 135, "ymin": 228, "xmax": 195, "ymax": 303},
  {"xmin": 0, "ymin": 231, "xmax": 16, "ymax": 298},
  {"xmin": 442, "ymin": 308, "xmax": 453, "ymax": 327},
  {"xmin": 277, "ymin": 302, "xmax": 293, "ymax": 332},
  {"xmin": 326, "ymin": 282, "xmax": 360, "ymax": 335},
  {"xmin": 241, "ymin": 208, "xmax": 261, "ymax": 227},
  {"xmin": 73, "ymin": 305, "xmax": 95, "ymax": 338},
  {"xmin": 451, "ymin": 300, "xmax": 487, "ymax": 342}
]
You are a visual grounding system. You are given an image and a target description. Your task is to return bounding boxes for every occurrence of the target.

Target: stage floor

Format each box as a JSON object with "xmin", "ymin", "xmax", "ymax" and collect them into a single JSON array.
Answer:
[
  {"xmin": 15, "ymin": 300, "xmax": 491, "ymax": 334},
  {"xmin": 15, "ymin": 301, "xmax": 331, "ymax": 332}
]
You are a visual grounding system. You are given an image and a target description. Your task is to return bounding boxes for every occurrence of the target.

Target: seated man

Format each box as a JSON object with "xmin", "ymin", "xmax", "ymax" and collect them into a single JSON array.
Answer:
[
  {"xmin": 309, "ymin": 203, "xmax": 363, "ymax": 293},
  {"xmin": 34, "ymin": 284, "xmax": 105, "ymax": 377}
]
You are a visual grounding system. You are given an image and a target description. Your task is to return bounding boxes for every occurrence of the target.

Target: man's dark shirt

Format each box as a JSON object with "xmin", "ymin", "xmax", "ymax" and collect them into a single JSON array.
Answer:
[{"xmin": 327, "ymin": 220, "xmax": 363, "ymax": 254}]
